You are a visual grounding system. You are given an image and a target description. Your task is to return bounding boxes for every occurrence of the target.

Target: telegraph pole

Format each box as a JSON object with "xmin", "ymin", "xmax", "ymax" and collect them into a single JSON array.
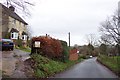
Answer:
[{"xmin": 68, "ymin": 32, "xmax": 70, "ymax": 47}]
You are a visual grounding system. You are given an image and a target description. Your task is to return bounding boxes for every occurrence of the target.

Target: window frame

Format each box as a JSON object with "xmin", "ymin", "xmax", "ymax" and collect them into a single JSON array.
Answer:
[
  {"xmin": 22, "ymin": 35, "xmax": 27, "ymax": 40},
  {"xmin": 11, "ymin": 32, "xmax": 18, "ymax": 39}
]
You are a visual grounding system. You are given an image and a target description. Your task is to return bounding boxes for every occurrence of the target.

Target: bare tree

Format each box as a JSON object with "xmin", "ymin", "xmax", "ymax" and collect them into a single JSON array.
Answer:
[
  {"xmin": 100, "ymin": 10, "xmax": 120, "ymax": 76},
  {"xmin": 99, "ymin": 11, "xmax": 119, "ymax": 56},
  {"xmin": 26, "ymin": 25, "xmax": 33, "ymax": 38},
  {"xmin": 98, "ymin": 35, "xmax": 114, "ymax": 45},
  {"xmin": 100, "ymin": 11, "xmax": 120, "ymax": 55},
  {"xmin": 86, "ymin": 34, "xmax": 98, "ymax": 46},
  {"xmin": 100, "ymin": 15, "xmax": 120, "ymax": 44},
  {"xmin": 2, "ymin": 0, "xmax": 35, "ymax": 16}
]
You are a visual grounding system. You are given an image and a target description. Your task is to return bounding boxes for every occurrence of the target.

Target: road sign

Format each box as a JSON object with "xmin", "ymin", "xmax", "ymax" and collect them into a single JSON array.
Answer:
[{"xmin": 34, "ymin": 41, "xmax": 40, "ymax": 48}]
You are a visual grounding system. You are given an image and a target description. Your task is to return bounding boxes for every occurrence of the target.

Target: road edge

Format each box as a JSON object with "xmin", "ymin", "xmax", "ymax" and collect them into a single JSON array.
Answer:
[{"xmin": 97, "ymin": 58, "xmax": 119, "ymax": 78}]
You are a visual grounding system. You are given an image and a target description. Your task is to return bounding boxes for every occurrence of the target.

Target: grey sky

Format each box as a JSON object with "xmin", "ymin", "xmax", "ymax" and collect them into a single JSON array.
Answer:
[
  {"xmin": 26, "ymin": 0, "xmax": 119, "ymax": 46},
  {"xmin": 3, "ymin": 0, "xmax": 119, "ymax": 46}
]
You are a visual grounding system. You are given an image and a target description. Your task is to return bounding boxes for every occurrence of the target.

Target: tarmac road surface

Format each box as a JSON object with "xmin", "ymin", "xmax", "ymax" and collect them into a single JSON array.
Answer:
[{"xmin": 52, "ymin": 57, "xmax": 118, "ymax": 78}]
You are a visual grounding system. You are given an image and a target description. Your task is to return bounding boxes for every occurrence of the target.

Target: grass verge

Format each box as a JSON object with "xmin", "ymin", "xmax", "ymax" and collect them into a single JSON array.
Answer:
[
  {"xmin": 97, "ymin": 55, "xmax": 120, "ymax": 77},
  {"xmin": 15, "ymin": 46, "xmax": 31, "ymax": 52},
  {"xmin": 30, "ymin": 54, "xmax": 84, "ymax": 78}
]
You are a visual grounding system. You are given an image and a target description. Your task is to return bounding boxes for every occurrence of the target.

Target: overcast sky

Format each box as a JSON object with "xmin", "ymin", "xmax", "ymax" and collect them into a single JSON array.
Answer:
[
  {"xmin": 2, "ymin": 0, "xmax": 119, "ymax": 46},
  {"xmin": 27, "ymin": 0, "xmax": 120, "ymax": 46}
]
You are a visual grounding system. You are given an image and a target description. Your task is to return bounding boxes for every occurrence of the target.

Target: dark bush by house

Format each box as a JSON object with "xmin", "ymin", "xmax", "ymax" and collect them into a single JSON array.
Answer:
[
  {"xmin": 14, "ymin": 39, "xmax": 22, "ymax": 47},
  {"xmin": 31, "ymin": 36, "xmax": 63, "ymax": 59},
  {"xmin": 27, "ymin": 39, "xmax": 31, "ymax": 47}
]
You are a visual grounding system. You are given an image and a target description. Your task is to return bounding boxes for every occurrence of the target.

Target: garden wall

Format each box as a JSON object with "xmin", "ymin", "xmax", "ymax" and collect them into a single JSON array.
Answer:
[{"xmin": 69, "ymin": 48, "xmax": 78, "ymax": 61}]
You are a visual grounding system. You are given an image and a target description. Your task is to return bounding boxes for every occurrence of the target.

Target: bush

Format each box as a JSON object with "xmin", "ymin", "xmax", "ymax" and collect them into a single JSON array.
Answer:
[
  {"xmin": 79, "ymin": 54, "xmax": 87, "ymax": 59},
  {"xmin": 16, "ymin": 39, "xmax": 22, "ymax": 47},
  {"xmin": 27, "ymin": 39, "xmax": 31, "ymax": 47},
  {"xmin": 31, "ymin": 36, "xmax": 63, "ymax": 59},
  {"xmin": 60, "ymin": 40, "xmax": 70, "ymax": 62}
]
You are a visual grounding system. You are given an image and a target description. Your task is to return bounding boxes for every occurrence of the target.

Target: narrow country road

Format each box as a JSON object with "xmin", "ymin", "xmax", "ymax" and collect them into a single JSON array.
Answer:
[{"xmin": 52, "ymin": 57, "xmax": 118, "ymax": 78}]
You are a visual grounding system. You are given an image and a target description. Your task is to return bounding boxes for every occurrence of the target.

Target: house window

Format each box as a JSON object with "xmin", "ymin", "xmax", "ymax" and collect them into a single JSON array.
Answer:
[
  {"xmin": 11, "ymin": 32, "xmax": 18, "ymax": 39},
  {"xmin": 11, "ymin": 33, "xmax": 14, "ymax": 38},
  {"xmin": 22, "ymin": 35, "xmax": 27, "ymax": 40}
]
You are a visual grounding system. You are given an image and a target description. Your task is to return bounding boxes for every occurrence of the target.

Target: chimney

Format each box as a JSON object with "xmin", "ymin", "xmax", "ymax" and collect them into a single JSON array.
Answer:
[
  {"xmin": 9, "ymin": 6, "xmax": 15, "ymax": 12},
  {"xmin": 46, "ymin": 34, "xmax": 48, "ymax": 37}
]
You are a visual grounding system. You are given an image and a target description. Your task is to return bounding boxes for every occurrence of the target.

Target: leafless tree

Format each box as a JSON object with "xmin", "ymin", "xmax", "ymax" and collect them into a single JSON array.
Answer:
[
  {"xmin": 2, "ymin": 0, "xmax": 35, "ymax": 16},
  {"xmin": 100, "ymin": 11, "xmax": 120, "ymax": 55},
  {"xmin": 99, "ymin": 3, "xmax": 120, "ymax": 76},
  {"xmin": 98, "ymin": 35, "xmax": 114, "ymax": 45},
  {"xmin": 86, "ymin": 34, "xmax": 98, "ymax": 46},
  {"xmin": 26, "ymin": 25, "xmax": 33, "ymax": 38},
  {"xmin": 99, "ymin": 10, "xmax": 120, "ymax": 76}
]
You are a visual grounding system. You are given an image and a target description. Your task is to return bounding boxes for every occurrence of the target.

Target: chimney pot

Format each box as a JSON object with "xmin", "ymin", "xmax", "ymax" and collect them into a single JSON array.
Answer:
[{"xmin": 9, "ymin": 6, "xmax": 15, "ymax": 12}]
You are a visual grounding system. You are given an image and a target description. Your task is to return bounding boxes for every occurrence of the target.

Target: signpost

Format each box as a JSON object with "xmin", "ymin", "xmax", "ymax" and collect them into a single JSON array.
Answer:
[
  {"xmin": 31, "ymin": 41, "xmax": 41, "ymax": 54},
  {"xmin": 34, "ymin": 41, "xmax": 41, "ymax": 48}
]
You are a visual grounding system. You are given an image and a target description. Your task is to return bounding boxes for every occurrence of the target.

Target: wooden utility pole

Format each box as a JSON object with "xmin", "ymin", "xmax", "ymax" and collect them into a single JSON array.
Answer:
[{"xmin": 68, "ymin": 32, "xmax": 70, "ymax": 47}]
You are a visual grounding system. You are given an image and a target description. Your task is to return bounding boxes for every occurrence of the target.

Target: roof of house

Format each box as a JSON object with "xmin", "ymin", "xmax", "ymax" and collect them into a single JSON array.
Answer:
[
  {"xmin": 22, "ymin": 31, "xmax": 28, "ymax": 35},
  {"xmin": 0, "ymin": 3, "xmax": 28, "ymax": 25},
  {"xmin": 10, "ymin": 28, "xmax": 19, "ymax": 33}
]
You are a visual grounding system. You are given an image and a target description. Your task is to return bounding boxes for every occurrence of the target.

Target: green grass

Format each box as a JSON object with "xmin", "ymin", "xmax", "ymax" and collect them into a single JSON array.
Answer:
[
  {"xmin": 98, "ymin": 55, "xmax": 120, "ymax": 76},
  {"xmin": 16, "ymin": 46, "xmax": 31, "ymax": 52},
  {"xmin": 31, "ymin": 54, "xmax": 84, "ymax": 78}
]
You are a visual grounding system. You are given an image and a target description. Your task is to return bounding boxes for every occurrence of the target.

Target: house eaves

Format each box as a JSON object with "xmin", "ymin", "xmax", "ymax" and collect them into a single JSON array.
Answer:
[{"xmin": 0, "ymin": 3, "xmax": 28, "ymax": 25}]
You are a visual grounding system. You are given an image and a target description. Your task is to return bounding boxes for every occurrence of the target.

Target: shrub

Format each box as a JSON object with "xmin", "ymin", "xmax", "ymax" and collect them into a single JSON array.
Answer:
[
  {"xmin": 60, "ymin": 40, "xmax": 70, "ymax": 62},
  {"xmin": 79, "ymin": 54, "xmax": 87, "ymax": 59},
  {"xmin": 27, "ymin": 39, "xmax": 31, "ymax": 47},
  {"xmin": 31, "ymin": 36, "xmax": 63, "ymax": 59},
  {"xmin": 13, "ymin": 39, "xmax": 22, "ymax": 47},
  {"xmin": 16, "ymin": 39, "xmax": 22, "ymax": 47}
]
